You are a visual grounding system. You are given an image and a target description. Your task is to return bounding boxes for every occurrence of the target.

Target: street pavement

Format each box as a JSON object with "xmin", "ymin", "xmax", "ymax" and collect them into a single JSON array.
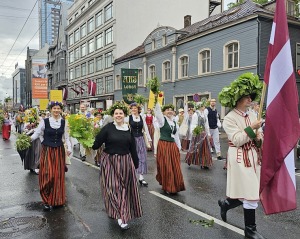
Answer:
[{"xmin": 1, "ymin": 132, "xmax": 300, "ymax": 239}]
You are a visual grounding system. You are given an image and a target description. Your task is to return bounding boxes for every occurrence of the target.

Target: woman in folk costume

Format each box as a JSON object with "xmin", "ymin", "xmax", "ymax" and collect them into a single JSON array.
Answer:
[
  {"xmin": 92, "ymin": 102, "xmax": 142, "ymax": 230},
  {"xmin": 185, "ymin": 101, "xmax": 212, "ymax": 169},
  {"xmin": 23, "ymin": 108, "xmax": 42, "ymax": 175},
  {"xmin": 31, "ymin": 101, "xmax": 72, "ymax": 211},
  {"xmin": 154, "ymin": 102, "xmax": 185, "ymax": 194},
  {"xmin": 217, "ymin": 73, "xmax": 265, "ymax": 239},
  {"xmin": 181, "ymin": 105, "xmax": 195, "ymax": 151},
  {"xmin": 128, "ymin": 102, "xmax": 152, "ymax": 186},
  {"xmin": 144, "ymin": 108, "xmax": 155, "ymax": 151},
  {"xmin": 2, "ymin": 112, "xmax": 12, "ymax": 140}
]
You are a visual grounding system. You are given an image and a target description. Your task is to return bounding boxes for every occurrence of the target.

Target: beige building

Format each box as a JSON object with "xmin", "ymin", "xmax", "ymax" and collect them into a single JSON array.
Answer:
[{"xmin": 66, "ymin": 0, "xmax": 223, "ymax": 111}]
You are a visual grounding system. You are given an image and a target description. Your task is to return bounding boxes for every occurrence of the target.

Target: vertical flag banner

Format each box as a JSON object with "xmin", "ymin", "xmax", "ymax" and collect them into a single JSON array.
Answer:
[
  {"xmin": 260, "ymin": 0, "xmax": 300, "ymax": 215},
  {"xmin": 148, "ymin": 91, "xmax": 164, "ymax": 109},
  {"xmin": 32, "ymin": 59, "xmax": 48, "ymax": 99},
  {"xmin": 63, "ymin": 87, "xmax": 68, "ymax": 100},
  {"xmin": 88, "ymin": 80, "xmax": 96, "ymax": 96},
  {"xmin": 121, "ymin": 68, "xmax": 138, "ymax": 104}
]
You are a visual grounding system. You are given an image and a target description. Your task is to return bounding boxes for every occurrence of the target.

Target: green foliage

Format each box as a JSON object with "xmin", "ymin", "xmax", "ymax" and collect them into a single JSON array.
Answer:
[
  {"xmin": 107, "ymin": 101, "xmax": 129, "ymax": 116},
  {"xmin": 134, "ymin": 94, "xmax": 148, "ymax": 105},
  {"xmin": 189, "ymin": 219, "xmax": 214, "ymax": 227},
  {"xmin": 193, "ymin": 125, "xmax": 204, "ymax": 136},
  {"xmin": 67, "ymin": 114, "xmax": 95, "ymax": 148},
  {"xmin": 15, "ymin": 133, "xmax": 31, "ymax": 151},
  {"xmin": 227, "ymin": 0, "xmax": 269, "ymax": 9},
  {"xmin": 218, "ymin": 72, "xmax": 263, "ymax": 108},
  {"xmin": 146, "ymin": 77, "xmax": 161, "ymax": 104}
]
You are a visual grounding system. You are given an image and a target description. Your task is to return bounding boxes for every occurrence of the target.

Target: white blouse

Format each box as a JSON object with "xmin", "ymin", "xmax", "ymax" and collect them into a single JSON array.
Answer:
[{"xmin": 31, "ymin": 117, "xmax": 72, "ymax": 152}]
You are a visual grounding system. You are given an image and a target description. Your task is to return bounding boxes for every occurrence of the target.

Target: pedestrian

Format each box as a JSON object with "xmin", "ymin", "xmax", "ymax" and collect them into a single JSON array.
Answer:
[
  {"xmin": 78, "ymin": 103, "xmax": 88, "ymax": 161},
  {"xmin": 92, "ymin": 102, "xmax": 142, "ymax": 230},
  {"xmin": 154, "ymin": 102, "xmax": 185, "ymax": 194},
  {"xmin": 30, "ymin": 101, "xmax": 72, "ymax": 211},
  {"xmin": 2, "ymin": 112, "xmax": 12, "ymax": 140},
  {"xmin": 174, "ymin": 108, "xmax": 184, "ymax": 126},
  {"xmin": 128, "ymin": 102, "xmax": 152, "ymax": 186},
  {"xmin": 205, "ymin": 99, "xmax": 223, "ymax": 160},
  {"xmin": 217, "ymin": 74, "xmax": 265, "ymax": 239}
]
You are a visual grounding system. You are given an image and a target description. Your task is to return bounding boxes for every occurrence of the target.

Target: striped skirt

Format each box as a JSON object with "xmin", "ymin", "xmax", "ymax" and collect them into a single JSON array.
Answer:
[
  {"xmin": 39, "ymin": 145, "xmax": 66, "ymax": 206},
  {"xmin": 146, "ymin": 124, "xmax": 155, "ymax": 151},
  {"xmin": 99, "ymin": 152, "xmax": 142, "ymax": 223},
  {"xmin": 134, "ymin": 136, "xmax": 147, "ymax": 174},
  {"xmin": 185, "ymin": 133, "xmax": 213, "ymax": 168},
  {"xmin": 156, "ymin": 140, "xmax": 185, "ymax": 193}
]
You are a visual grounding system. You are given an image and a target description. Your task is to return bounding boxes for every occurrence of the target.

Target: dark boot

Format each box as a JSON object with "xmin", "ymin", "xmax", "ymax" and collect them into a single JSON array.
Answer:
[
  {"xmin": 218, "ymin": 198, "xmax": 242, "ymax": 222},
  {"xmin": 244, "ymin": 209, "xmax": 265, "ymax": 239}
]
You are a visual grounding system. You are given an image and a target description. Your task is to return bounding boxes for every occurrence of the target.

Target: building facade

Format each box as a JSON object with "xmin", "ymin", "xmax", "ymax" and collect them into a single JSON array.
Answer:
[
  {"xmin": 12, "ymin": 67, "xmax": 26, "ymax": 109},
  {"xmin": 39, "ymin": 0, "xmax": 74, "ymax": 49},
  {"xmin": 65, "ymin": 0, "xmax": 223, "ymax": 111},
  {"xmin": 114, "ymin": 0, "xmax": 300, "ymax": 117}
]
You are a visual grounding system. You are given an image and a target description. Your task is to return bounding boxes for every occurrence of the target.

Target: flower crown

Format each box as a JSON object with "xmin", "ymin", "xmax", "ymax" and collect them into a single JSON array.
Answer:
[
  {"xmin": 108, "ymin": 101, "xmax": 129, "ymax": 116},
  {"xmin": 161, "ymin": 104, "xmax": 175, "ymax": 112},
  {"xmin": 48, "ymin": 101, "xmax": 63, "ymax": 109}
]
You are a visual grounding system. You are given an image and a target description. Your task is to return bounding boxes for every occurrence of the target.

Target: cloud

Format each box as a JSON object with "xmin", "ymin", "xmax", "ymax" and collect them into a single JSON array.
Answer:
[{"xmin": 0, "ymin": 75, "xmax": 13, "ymax": 101}]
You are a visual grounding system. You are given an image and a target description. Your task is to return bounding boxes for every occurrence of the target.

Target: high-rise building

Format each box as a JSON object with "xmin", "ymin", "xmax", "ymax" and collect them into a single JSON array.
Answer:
[
  {"xmin": 12, "ymin": 67, "xmax": 26, "ymax": 108},
  {"xmin": 39, "ymin": 0, "xmax": 74, "ymax": 49}
]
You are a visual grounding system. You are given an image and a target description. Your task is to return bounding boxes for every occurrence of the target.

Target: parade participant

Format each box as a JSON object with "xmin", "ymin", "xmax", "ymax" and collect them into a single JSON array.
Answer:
[
  {"xmin": 15, "ymin": 110, "xmax": 24, "ymax": 133},
  {"xmin": 2, "ymin": 112, "xmax": 12, "ymax": 140},
  {"xmin": 174, "ymin": 108, "xmax": 184, "ymax": 126},
  {"xmin": 144, "ymin": 108, "xmax": 154, "ymax": 151},
  {"xmin": 31, "ymin": 101, "xmax": 72, "ymax": 211},
  {"xmin": 205, "ymin": 99, "xmax": 223, "ymax": 160},
  {"xmin": 154, "ymin": 102, "xmax": 185, "ymax": 194},
  {"xmin": 93, "ymin": 112, "xmax": 104, "ymax": 166},
  {"xmin": 78, "ymin": 103, "xmax": 88, "ymax": 161},
  {"xmin": 185, "ymin": 102, "xmax": 212, "ymax": 169},
  {"xmin": 128, "ymin": 102, "xmax": 152, "ymax": 186},
  {"xmin": 92, "ymin": 102, "xmax": 142, "ymax": 230},
  {"xmin": 218, "ymin": 73, "xmax": 264, "ymax": 239},
  {"xmin": 181, "ymin": 107, "xmax": 194, "ymax": 151}
]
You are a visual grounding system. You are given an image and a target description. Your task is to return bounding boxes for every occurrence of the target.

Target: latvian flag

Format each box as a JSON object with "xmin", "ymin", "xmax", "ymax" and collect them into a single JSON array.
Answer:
[
  {"xmin": 88, "ymin": 80, "xmax": 96, "ymax": 96},
  {"xmin": 260, "ymin": 0, "xmax": 300, "ymax": 214},
  {"xmin": 77, "ymin": 85, "xmax": 85, "ymax": 95},
  {"xmin": 62, "ymin": 87, "xmax": 68, "ymax": 100}
]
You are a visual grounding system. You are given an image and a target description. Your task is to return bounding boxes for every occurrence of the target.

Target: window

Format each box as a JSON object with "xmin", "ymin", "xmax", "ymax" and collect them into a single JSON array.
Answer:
[
  {"xmin": 96, "ymin": 33, "xmax": 103, "ymax": 49},
  {"xmin": 69, "ymin": 51, "xmax": 74, "ymax": 63},
  {"xmin": 225, "ymin": 42, "xmax": 239, "ymax": 69},
  {"xmin": 88, "ymin": 38, "xmax": 94, "ymax": 54},
  {"xmin": 88, "ymin": 0, "xmax": 94, "ymax": 6},
  {"xmin": 149, "ymin": 65, "xmax": 156, "ymax": 79},
  {"xmin": 287, "ymin": 0, "xmax": 295, "ymax": 16},
  {"xmin": 81, "ymin": 43, "xmax": 86, "ymax": 57},
  {"xmin": 105, "ymin": 51, "xmax": 113, "ymax": 68},
  {"xmin": 81, "ymin": 6, "xmax": 85, "ymax": 13},
  {"xmin": 74, "ymin": 29, "xmax": 79, "ymax": 42},
  {"xmin": 162, "ymin": 34, "xmax": 167, "ymax": 46},
  {"xmin": 97, "ymin": 78, "xmax": 103, "ymax": 95},
  {"xmin": 96, "ymin": 11, "xmax": 103, "ymax": 28},
  {"xmin": 69, "ymin": 68, "xmax": 74, "ymax": 80},
  {"xmin": 105, "ymin": 3, "xmax": 113, "ymax": 22},
  {"xmin": 152, "ymin": 39, "xmax": 156, "ymax": 50},
  {"xmin": 115, "ymin": 75, "xmax": 121, "ymax": 89},
  {"xmin": 69, "ymin": 33, "xmax": 74, "ymax": 46},
  {"xmin": 96, "ymin": 56, "xmax": 103, "ymax": 71},
  {"xmin": 199, "ymin": 49, "xmax": 211, "ymax": 74},
  {"xmin": 81, "ymin": 63, "xmax": 86, "ymax": 76},
  {"xmin": 179, "ymin": 56, "xmax": 188, "ymax": 78},
  {"xmin": 75, "ymin": 66, "xmax": 80, "ymax": 78},
  {"xmin": 138, "ymin": 69, "xmax": 143, "ymax": 86},
  {"xmin": 69, "ymin": 18, "xmax": 73, "ymax": 24},
  {"xmin": 162, "ymin": 61, "xmax": 171, "ymax": 81},
  {"xmin": 88, "ymin": 18, "xmax": 94, "ymax": 33},
  {"xmin": 105, "ymin": 75, "xmax": 113, "ymax": 93},
  {"xmin": 74, "ymin": 47, "xmax": 79, "ymax": 61},
  {"xmin": 75, "ymin": 12, "xmax": 78, "ymax": 18},
  {"xmin": 88, "ymin": 60, "xmax": 94, "ymax": 74},
  {"xmin": 105, "ymin": 27, "xmax": 113, "ymax": 45},
  {"xmin": 81, "ymin": 24, "xmax": 86, "ymax": 38}
]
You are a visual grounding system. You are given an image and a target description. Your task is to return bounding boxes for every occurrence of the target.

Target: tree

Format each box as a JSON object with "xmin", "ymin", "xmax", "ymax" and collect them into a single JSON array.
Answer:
[{"xmin": 227, "ymin": 0, "xmax": 269, "ymax": 9}]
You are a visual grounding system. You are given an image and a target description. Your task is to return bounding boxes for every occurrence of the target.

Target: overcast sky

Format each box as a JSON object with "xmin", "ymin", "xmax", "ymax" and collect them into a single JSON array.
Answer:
[{"xmin": 0, "ymin": 0, "xmax": 39, "ymax": 100}]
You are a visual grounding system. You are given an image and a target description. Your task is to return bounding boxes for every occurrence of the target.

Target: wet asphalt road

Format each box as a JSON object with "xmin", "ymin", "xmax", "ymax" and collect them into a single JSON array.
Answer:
[{"xmin": 1, "ymin": 132, "xmax": 300, "ymax": 239}]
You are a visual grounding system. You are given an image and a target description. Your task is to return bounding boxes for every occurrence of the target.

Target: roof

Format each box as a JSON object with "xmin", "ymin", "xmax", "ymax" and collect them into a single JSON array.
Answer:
[{"xmin": 114, "ymin": 44, "xmax": 145, "ymax": 64}]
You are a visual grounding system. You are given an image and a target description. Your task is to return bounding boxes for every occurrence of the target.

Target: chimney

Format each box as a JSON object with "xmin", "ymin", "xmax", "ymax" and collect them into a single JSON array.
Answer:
[{"xmin": 184, "ymin": 15, "xmax": 191, "ymax": 28}]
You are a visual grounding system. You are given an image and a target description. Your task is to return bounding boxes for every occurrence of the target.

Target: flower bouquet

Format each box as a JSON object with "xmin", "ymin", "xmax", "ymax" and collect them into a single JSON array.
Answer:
[
  {"xmin": 15, "ymin": 133, "xmax": 31, "ymax": 163},
  {"xmin": 134, "ymin": 94, "xmax": 148, "ymax": 105},
  {"xmin": 146, "ymin": 77, "xmax": 162, "ymax": 104},
  {"xmin": 67, "ymin": 114, "xmax": 95, "ymax": 148},
  {"xmin": 193, "ymin": 125, "xmax": 204, "ymax": 136}
]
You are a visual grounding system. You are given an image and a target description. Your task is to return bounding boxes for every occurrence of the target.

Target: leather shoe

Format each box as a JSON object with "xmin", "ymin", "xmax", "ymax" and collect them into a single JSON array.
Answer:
[
  {"xmin": 139, "ymin": 179, "xmax": 148, "ymax": 187},
  {"xmin": 245, "ymin": 225, "xmax": 265, "ymax": 239},
  {"xmin": 43, "ymin": 204, "xmax": 53, "ymax": 211},
  {"xmin": 218, "ymin": 199, "xmax": 228, "ymax": 222}
]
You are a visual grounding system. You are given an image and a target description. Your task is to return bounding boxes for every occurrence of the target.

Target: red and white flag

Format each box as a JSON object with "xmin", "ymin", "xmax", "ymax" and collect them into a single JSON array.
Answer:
[
  {"xmin": 77, "ymin": 85, "xmax": 85, "ymax": 95},
  {"xmin": 260, "ymin": 0, "xmax": 300, "ymax": 215},
  {"xmin": 88, "ymin": 80, "xmax": 96, "ymax": 96}
]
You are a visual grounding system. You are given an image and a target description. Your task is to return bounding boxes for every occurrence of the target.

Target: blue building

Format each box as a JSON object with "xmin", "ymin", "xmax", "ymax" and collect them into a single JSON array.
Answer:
[
  {"xmin": 39, "ymin": 0, "xmax": 74, "ymax": 49},
  {"xmin": 114, "ymin": 0, "xmax": 300, "ymax": 117}
]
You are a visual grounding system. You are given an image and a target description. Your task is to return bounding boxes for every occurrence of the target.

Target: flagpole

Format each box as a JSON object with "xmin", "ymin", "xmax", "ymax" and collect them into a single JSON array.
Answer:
[{"xmin": 257, "ymin": 81, "xmax": 267, "ymax": 121}]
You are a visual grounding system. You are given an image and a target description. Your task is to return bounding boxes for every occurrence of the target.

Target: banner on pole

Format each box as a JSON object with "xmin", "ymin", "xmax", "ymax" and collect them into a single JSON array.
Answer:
[{"xmin": 121, "ymin": 68, "xmax": 138, "ymax": 104}]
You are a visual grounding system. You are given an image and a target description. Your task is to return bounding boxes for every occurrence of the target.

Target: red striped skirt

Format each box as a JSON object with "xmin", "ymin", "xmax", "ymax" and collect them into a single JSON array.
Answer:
[
  {"xmin": 147, "ymin": 123, "xmax": 155, "ymax": 151},
  {"xmin": 39, "ymin": 145, "xmax": 66, "ymax": 206},
  {"xmin": 99, "ymin": 152, "xmax": 142, "ymax": 223},
  {"xmin": 156, "ymin": 140, "xmax": 185, "ymax": 193}
]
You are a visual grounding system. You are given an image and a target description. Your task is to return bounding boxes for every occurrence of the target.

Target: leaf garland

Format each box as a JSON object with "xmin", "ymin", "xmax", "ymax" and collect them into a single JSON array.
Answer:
[{"xmin": 146, "ymin": 77, "xmax": 162, "ymax": 104}]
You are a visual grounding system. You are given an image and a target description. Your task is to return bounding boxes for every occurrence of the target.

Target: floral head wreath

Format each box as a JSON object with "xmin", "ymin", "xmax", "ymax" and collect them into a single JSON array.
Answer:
[
  {"xmin": 108, "ymin": 101, "xmax": 129, "ymax": 116},
  {"xmin": 48, "ymin": 101, "xmax": 63, "ymax": 110},
  {"xmin": 161, "ymin": 104, "xmax": 175, "ymax": 112},
  {"xmin": 218, "ymin": 72, "xmax": 263, "ymax": 108}
]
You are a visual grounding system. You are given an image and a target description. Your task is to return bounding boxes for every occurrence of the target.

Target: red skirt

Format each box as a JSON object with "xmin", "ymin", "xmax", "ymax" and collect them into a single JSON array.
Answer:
[
  {"xmin": 2, "ymin": 124, "xmax": 11, "ymax": 140},
  {"xmin": 147, "ymin": 124, "xmax": 154, "ymax": 151},
  {"xmin": 157, "ymin": 140, "xmax": 185, "ymax": 193}
]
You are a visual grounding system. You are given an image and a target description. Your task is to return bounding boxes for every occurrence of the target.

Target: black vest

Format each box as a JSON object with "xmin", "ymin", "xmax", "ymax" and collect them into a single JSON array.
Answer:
[
  {"xmin": 129, "ymin": 115, "xmax": 143, "ymax": 137},
  {"xmin": 42, "ymin": 118, "xmax": 65, "ymax": 147},
  {"xmin": 207, "ymin": 107, "xmax": 218, "ymax": 129}
]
